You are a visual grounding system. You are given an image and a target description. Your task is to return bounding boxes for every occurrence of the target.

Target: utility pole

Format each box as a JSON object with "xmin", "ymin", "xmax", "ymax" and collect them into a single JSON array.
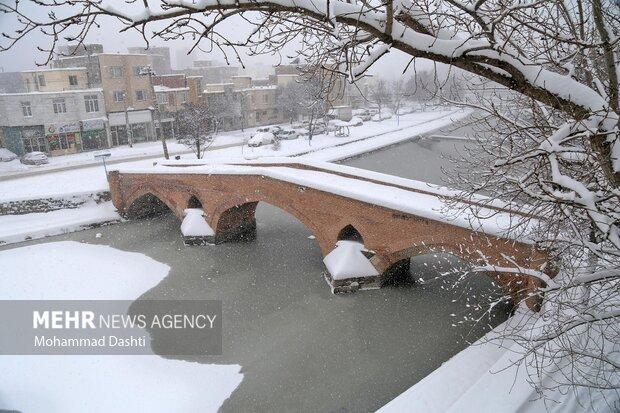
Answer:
[{"xmin": 141, "ymin": 66, "xmax": 169, "ymax": 159}]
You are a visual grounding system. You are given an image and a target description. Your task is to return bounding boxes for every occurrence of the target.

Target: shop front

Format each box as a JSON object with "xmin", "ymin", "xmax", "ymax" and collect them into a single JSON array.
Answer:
[
  {"xmin": 45, "ymin": 122, "xmax": 81, "ymax": 156},
  {"xmin": 109, "ymin": 110, "xmax": 155, "ymax": 147},
  {"xmin": 21, "ymin": 126, "xmax": 48, "ymax": 154},
  {"xmin": 81, "ymin": 118, "xmax": 109, "ymax": 151},
  {"xmin": 1, "ymin": 125, "xmax": 47, "ymax": 156}
]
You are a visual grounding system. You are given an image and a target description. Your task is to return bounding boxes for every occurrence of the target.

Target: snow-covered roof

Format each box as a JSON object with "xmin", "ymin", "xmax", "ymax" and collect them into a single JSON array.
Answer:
[
  {"xmin": 237, "ymin": 85, "xmax": 278, "ymax": 92},
  {"xmin": 22, "ymin": 67, "xmax": 87, "ymax": 73},
  {"xmin": 0, "ymin": 88, "xmax": 103, "ymax": 97},
  {"xmin": 154, "ymin": 85, "xmax": 189, "ymax": 92}
]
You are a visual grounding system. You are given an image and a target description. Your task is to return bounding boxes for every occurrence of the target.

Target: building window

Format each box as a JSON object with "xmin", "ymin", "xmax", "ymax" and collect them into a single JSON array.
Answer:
[
  {"xmin": 21, "ymin": 101, "xmax": 32, "ymax": 117},
  {"xmin": 110, "ymin": 66, "xmax": 123, "ymax": 78},
  {"xmin": 135, "ymin": 90, "xmax": 148, "ymax": 101},
  {"xmin": 113, "ymin": 90, "xmax": 125, "ymax": 102},
  {"xmin": 84, "ymin": 95, "xmax": 99, "ymax": 112},
  {"xmin": 157, "ymin": 93, "xmax": 168, "ymax": 104},
  {"xmin": 37, "ymin": 74, "xmax": 46, "ymax": 87},
  {"xmin": 68, "ymin": 75, "xmax": 78, "ymax": 86},
  {"xmin": 53, "ymin": 98, "xmax": 67, "ymax": 114},
  {"xmin": 180, "ymin": 91, "xmax": 188, "ymax": 103},
  {"xmin": 133, "ymin": 66, "xmax": 144, "ymax": 76}
]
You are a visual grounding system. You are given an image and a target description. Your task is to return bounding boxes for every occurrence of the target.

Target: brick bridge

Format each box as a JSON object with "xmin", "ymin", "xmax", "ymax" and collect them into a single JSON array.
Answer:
[{"xmin": 108, "ymin": 159, "xmax": 552, "ymax": 310}]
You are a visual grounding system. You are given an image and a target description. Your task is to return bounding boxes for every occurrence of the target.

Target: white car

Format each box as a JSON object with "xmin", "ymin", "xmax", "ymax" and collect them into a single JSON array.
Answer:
[
  {"xmin": 348, "ymin": 117, "xmax": 363, "ymax": 127},
  {"xmin": 256, "ymin": 125, "xmax": 282, "ymax": 135},
  {"xmin": 278, "ymin": 129, "xmax": 299, "ymax": 140},
  {"xmin": 371, "ymin": 112, "xmax": 393, "ymax": 122},
  {"xmin": 247, "ymin": 132, "xmax": 275, "ymax": 147},
  {"xmin": 20, "ymin": 151, "xmax": 49, "ymax": 165},
  {"xmin": 0, "ymin": 148, "xmax": 18, "ymax": 162}
]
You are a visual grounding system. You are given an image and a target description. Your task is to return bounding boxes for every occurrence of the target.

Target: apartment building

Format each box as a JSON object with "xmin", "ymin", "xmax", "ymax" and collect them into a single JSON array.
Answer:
[
  {"xmin": 177, "ymin": 61, "xmax": 240, "ymax": 84},
  {"xmin": 0, "ymin": 89, "xmax": 108, "ymax": 156},
  {"xmin": 98, "ymin": 53, "xmax": 156, "ymax": 146},
  {"xmin": 52, "ymin": 44, "xmax": 104, "ymax": 87},
  {"xmin": 22, "ymin": 67, "xmax": 89, "ymax": 92},
  {"xmin": 127, "ymin": 46, "xmax": 172, "ymax": 75}
]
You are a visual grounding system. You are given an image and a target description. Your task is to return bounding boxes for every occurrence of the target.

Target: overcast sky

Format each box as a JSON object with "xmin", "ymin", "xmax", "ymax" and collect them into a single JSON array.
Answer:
[{"xmin": 0, "ymin": 2, "xmax": 434, "ymax": 79}]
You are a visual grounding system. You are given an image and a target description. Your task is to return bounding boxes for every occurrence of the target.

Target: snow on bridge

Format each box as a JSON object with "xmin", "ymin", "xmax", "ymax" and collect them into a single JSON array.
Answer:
[{"xmin": 108, "ymin": 158, "xmax": 552, "ymax": 310}]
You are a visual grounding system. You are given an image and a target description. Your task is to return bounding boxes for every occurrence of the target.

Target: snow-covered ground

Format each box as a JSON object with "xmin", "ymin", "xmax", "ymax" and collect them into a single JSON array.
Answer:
[{"xmin": 0, "ymin": 241, "xmax": 243, "ymax": 412}]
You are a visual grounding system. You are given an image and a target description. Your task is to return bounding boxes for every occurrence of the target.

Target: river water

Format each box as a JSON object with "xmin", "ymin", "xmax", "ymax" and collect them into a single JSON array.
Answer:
[{"xmin": 1, "ymin": 122, "xmax": 510, "ymax": 412}]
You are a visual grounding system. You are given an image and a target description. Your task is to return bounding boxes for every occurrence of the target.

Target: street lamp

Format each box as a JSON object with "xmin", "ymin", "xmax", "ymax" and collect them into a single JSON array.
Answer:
[{"xmin": 139, "ymin": 65, "xmax": 169, "ymax": 160}]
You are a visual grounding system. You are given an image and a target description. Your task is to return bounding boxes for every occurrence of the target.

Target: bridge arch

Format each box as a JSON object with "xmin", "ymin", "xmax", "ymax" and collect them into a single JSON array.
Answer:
[
  {"xmin": 124, "ymin": 188, "xmax": 180, "ymax": 219},
  {"xmin": 337, "ymin": 224, "xmax": 364, "ymax": 244},
  {"xmin": 187, "ymin": 195, "xmax": 203, "ymax": 209},
  {"xmin": 210, "ymin": 194, "xmax": 330, "ymax": 253}
]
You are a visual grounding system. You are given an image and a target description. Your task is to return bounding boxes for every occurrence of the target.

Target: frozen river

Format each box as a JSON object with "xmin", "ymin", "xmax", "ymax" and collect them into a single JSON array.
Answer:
[{"xmin": 0, "ymin": 121, "xmax": 510, "ymax": 412}]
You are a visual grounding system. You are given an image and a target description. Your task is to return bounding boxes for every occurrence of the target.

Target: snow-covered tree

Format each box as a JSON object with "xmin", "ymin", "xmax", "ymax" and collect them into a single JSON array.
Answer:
[
  {"xmin": 3, "ymin": 0, "xmax": 617, "ymax": 407},
  {"xmin": 174, "ymin": 104, "xmax": 215, "ymax": 159}
]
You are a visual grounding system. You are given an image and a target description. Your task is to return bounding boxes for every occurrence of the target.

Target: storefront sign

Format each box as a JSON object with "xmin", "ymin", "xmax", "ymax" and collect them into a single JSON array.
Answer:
[
  {"xmin": 82, "ymin": 118, "xmax": 106, "ymax": 132},
  {"xmin": 46, "ymin": 122, "xmax": 80, "ymax": 135},
  {"xmin": 59, "ymin": 122, "xmax": 80, "ymax": 134}
]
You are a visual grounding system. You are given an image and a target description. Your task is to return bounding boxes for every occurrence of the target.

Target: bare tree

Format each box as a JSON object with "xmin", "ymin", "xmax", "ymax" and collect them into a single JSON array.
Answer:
[
  {"xmin": 389, "ymin": 78, "xmax": 406, "ymax": 119},
  {"xmin": 277, "ymin": 82, "xmax": 305, "ymax": 124},
  {"xmin": 299, "ymin": 73, "xmax": 330, "ymax": 142},
  {"xmin": 3, "ymin": 0, "xmax": 617, "ymax": 406},
  {"xmin": 174, "ymin": 103, "xmax": 214, "ymax": 159},
  {"xmin": 370, "ymin": 78, "xmax": 391, "ymax": 117}
]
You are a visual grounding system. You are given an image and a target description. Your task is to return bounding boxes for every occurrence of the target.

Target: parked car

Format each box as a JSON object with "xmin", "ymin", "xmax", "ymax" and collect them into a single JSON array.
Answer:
[
  {"xmin": 255, "ymin": 125, "xmax": 282, "ymax": 136},
  {"xmin": 247, "ymin": 132, "xmax": 275, "ymax": 147},
  {"xmin": 20, "ymin": 151, "xmax": 49, "ymax": 165},
  {"xmin": 372, "ymin": 112, "xmax": 393, "ymax": 122},
  {"xmin": 312, "ymin": 123, "xmax": 328, "ymax": 135},
  {"xmin": 352, "ymin": 109, "xmax": 372, "ymax": 121},
  {"xmin": 348, "ymin": 116, "xmax": 363, "ymax": 127},
  {"xmin": 277, "ymin": 129, "xmax": 299, "ymax": 140},
  {"xmin": 296, "ymin": 122, "xmax": 327, "ymax": 136},
  {"xmin": 0, "ymin": 148, "xmax": 18, "ymax": 162}
]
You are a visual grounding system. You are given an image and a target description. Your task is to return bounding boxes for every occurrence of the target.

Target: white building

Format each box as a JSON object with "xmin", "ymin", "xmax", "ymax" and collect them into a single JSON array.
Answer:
[{"xmin": 0, "ymin": 89, "xmax": 109, "ymax": 156}]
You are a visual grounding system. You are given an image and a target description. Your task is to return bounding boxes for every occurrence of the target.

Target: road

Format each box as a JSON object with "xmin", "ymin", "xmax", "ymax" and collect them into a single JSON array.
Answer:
[{"xmin": 0, "ymin": 119, "xmax": 509, "ymax": 412}]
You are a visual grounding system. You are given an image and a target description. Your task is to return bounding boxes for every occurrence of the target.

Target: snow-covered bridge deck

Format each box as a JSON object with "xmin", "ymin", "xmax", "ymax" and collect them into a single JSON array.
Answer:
[{"xmin": 108, "ymin": 159, "xmax": 551, "ymax": 310}]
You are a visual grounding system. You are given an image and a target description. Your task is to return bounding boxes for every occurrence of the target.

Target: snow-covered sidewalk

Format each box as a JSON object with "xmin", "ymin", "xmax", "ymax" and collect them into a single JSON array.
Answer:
[{"xmin": 0, "ymin": 131, "xmax": 249, "ymax": 178}]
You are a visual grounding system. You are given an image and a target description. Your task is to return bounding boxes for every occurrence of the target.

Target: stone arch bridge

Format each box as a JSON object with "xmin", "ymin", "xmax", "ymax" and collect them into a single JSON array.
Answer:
[{"xmin": 108, "ymin": 159, "xmax": 552, "ymax": 310}]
